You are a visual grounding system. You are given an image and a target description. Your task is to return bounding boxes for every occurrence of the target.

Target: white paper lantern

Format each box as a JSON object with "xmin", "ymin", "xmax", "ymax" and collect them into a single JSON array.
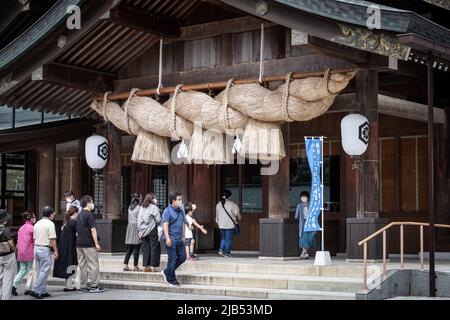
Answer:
[
  {"xmin": 85, "ymin": 135, "xmax": 108, "ymax": 169},
  {"xmin": 341, "ymin": 113, "xmax": 370, "ymax": 156}
]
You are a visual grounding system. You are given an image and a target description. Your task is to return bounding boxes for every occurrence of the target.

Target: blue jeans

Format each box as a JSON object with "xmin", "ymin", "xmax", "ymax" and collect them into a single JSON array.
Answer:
[
  {"xmin": 219, "ymin": 229, "xmax": 235, "ymax": 254},
  {"xmin": 164, "ymin": 241, "xmax": 186, "ymax": 282},
  {"xmin": 33, "ymin": 246, "xmax": 52, "ymax": 295}
]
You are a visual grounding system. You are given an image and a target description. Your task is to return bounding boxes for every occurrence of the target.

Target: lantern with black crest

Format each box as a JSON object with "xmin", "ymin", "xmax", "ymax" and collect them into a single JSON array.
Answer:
[
  {"xmin": 85, "ymin": 134, "xmax": 109, "ymax": 170},
  {"xmin": 341, "ymin": 113, "xmax": 370, "ymax": 218}
]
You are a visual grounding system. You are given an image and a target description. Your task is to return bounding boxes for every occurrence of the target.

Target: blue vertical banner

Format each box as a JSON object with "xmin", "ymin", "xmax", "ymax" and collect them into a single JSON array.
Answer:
[{"xmin": 304, "ymin": 137, "xmax": 323, "ymax": 232}]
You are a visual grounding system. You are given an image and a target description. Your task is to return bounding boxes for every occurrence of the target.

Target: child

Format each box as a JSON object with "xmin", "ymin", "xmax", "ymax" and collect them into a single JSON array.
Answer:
[{"xmin": 184, "ymin": 203, "xmax": 207, "ymax": 261}]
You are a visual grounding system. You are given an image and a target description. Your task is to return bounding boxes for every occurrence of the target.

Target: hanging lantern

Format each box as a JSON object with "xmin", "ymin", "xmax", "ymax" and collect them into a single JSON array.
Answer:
[
  {"xmin": 341, "ymin": 113, "xmax": 370, "ymax": 156},
  {"xmin": 85, "ymin": 134, "xmax": 109, "ymax": 169}
]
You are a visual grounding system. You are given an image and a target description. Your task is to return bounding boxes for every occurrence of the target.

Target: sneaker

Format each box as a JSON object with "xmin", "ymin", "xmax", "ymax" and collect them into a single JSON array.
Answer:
[
  {"xmin": 123, "ymin": 266, "xmax": 132, "ymax": 272},
  {"xmin": 133, "ymin": 266, "xmax": 142, "ymax": 272},
  {"xmin": 168, "ymin": 280, "xmax": 180, "ymax": 287},
  {"xmin": 24, "ymin": 290, "xmax": 31, "ymax": 296},
  {"xmin": 41, "ymin": 293, "xmax": 51, "ymax": 298},
  {"xmin": 29, "ymin": 291, "xmax": 43, "ymax": 299},
  {"xmin": 143, "ymin": 267, "xmax": 152, "ymax": 272},
  {"xmin": 11, "ymin": 286, "xmax": 17, "ymax": 296},
  {"xmin": 218, "ymin": 250, "xmax": 224, "ymax": 256},
  {"xmin": 224, "ymin": 253, "xmax": 232, "ymax": 257},
  {"xmin": 88, "ymin": 287, "xmax": 105, "ymax": 293},
  {"xmin": 63, "ymin": 287, "xmax": 77, "ymax": 292},
  {"xmin": 190, "ymin": 254, "xmax": 199, "ymax": 260},
  {"xmin": 78, "ymin": 288, "xmax": 89, "ymax": 293},
  {"xmin": 161, "ymin": 270, "xmax": 169, "ymax": 284}
]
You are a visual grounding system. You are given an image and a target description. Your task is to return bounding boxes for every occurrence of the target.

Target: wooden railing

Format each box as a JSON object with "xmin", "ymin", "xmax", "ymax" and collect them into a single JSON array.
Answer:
[{"xmin": 358, "ymin": 222, "xmax": 450, "ymax": 290}]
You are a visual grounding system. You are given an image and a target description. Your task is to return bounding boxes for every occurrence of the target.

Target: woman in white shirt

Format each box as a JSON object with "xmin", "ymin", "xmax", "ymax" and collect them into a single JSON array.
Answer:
[{"xmin": 215, "ymin": 190, "xmax": 241, "ymax": 257}]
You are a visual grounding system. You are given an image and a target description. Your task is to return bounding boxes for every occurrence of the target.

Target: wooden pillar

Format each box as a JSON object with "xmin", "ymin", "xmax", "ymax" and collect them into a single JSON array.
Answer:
[
  {"xmin": 268, "ymin": 123, "xmax": 290, "ymax": 219},
  {"xmin": 357, "ymin": 70, "xmax": 380, "ymax": 218},
  {"xmin": 104, "ymin": 124, "xmax": 122, "ymax": 219},
  {"xmin": 25, "ymin": 150, "xmax": 37, "ymax": 213},
  {"xmin": 37, "ymin": 145, "xmax": 55, "ymax": 218},
  {"xmin": 168, "ymin": 163, "xmax": 189, "ymax": 199},
  {"xmin": 346, "ymin": 70, "xmax": 388, "ymax": 260},
  {"xmin": 78, "ymin": 139, "xmax": 91, "ymax": 197},
  {"xmin": 131, "ymin": 162, "xmax": 149, "ymax": 197},
  {"xmin": 260, "ymin": 123, "xmax": 298, "ymax": 257}
]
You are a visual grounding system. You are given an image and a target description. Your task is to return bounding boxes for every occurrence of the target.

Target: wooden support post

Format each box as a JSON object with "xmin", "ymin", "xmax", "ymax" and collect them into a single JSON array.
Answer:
[
  {"xmin": 260, "ymin": 123, "xmax": 298, "ymax": 258},
  {"xmin": 104, "ymin": 124, "xmax": 122, "ymax": 219},
  {"xmin": 37, "ymin": 145, "xmax": 56, "ymax": 218},
  {"xmin": 168, "ymin": 163, "xmax": 189, "ymax": 200},
  {"xmin": 357, "ymin": 70, "xmax": 380, "ymax": 218},
  {"xmin": 131, "ymin": 163, "xmax": 149, "ymax": 197},
  {"xmin": 346, "ymin": 70, "xmax": 388, "ymax": 260}
]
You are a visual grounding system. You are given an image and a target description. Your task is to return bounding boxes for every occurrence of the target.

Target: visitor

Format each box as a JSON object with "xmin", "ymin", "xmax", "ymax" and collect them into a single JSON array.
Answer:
[
  {"xmin": 161, "ymin": 193, "xmax": 186, "ymax": 286},
  {"xmin": 295, "ymin": 191, "xmax": 316, "ymax": 259},
  {"xmin": 64, "ymin": 191, "xmax": 82, "ymax": 213},
  {"xmin": 53, "ymin": 206, "xmax": 79, "ymax": 291},
  {"xmin": 124, "ymin": 193, "xmax": 142, "ymax": 272},
  {"xmin": 31, "ymin": 206, "xmax": 58, "ymax": 299},
  {"xmin": 0, "ymin": 209, "xmax": 16, "ymax": 300},
  {"xmin": 184, "ymin": 203, "xmax": 207, "ymax": 261},
  {"xmin": 215, "ymin": 189, "xmax": 241, "ymax": 257},
  {"xmin": 12, "ymin": 211, "xmax": 35, "ymax": 296},
  {"xmin": 137, "ymin": 193, "xmax": 161, "ymax": 272},
  {"xmin": 76, "ymin": 195, "xmax": 104, "ymax": 293}
]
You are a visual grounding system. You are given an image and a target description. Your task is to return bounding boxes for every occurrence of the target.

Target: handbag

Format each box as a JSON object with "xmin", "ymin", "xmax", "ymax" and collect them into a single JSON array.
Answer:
[
  {"xmin": 0, "ymin": 229, "xmax": 11, "ymax": 254},
  {"xmin": 221, "ymin": 202, "xmax": 240, "ymax": 235},
  {"xmin": 26, "ymin": 261, "xmax": 37, "ymax": 292}
]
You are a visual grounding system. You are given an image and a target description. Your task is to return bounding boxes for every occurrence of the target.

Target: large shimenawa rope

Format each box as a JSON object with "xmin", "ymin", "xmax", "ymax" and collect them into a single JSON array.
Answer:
[
  {"xmin": 222, "ymin": 79, "xmax": 234, "ymax": 130},
  {"xmin": 102, "ymin": 91, "xmax": 111, "ymax": 122},
  {"xmin": 123, "ymin": 88, "xmax": 139, "ymax": 135},
  {"xmin": 281, "ymin": 72, "xmax": 294, "ymax": 122},
  {"xmin": 170, "ymin": 84, "xmax": 183, "ymax": 140}
]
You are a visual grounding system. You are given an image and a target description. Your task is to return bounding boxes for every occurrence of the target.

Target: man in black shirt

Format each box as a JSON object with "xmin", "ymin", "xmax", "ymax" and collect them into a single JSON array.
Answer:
[
  {"xmin": 0, "ymin": 209, "xmax": 16, "ymax": 300},
  {"xmin": 76, "ymin": 195, "xmax": 104, "ymax": 293}
]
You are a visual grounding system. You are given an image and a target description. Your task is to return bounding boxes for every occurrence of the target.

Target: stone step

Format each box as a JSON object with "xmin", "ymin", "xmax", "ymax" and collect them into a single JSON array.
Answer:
[
  {"xmin": 47, "ymin": 278, "xmax": 356, "ymax": 300},
  {"xmin": 99, "ymin": 270, "xmax": 363, "ymax": 293},
  {"xmin": 99, "ymin": 257, "xmax": 367, "ymax": 278}
]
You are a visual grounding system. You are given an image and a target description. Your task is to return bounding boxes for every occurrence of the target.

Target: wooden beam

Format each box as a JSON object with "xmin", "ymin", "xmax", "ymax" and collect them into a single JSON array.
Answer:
[
  {"xmin": 0, "ymin": 119, "xmax": 95, "ymax": 154},
  {"xmin": 172, "ymin": 16, "xmax": 273, "ymax": 42},
  {"xmin": 327, "ymin": 93, "xmax": 447, "ymax": 124},
  {"xmin": 102, "ymin": 4, "xmax": 181, "ymax": 38},
  {"xmin": 114, "ymin": 54, "xmax": 355, "ymax": 92},
  {"xmin": 0, "ymin": 0, "xmax": 116, "ymax": 96},
  {"xmin": 31, "ymin": 62, "xmax": 116, "ymax": 93}
]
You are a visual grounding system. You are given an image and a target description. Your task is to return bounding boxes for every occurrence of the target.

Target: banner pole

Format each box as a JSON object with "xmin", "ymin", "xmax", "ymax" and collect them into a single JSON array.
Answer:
[{"xmin": 321, "ymin": 136, "xmax": 324, "ymax": 252}]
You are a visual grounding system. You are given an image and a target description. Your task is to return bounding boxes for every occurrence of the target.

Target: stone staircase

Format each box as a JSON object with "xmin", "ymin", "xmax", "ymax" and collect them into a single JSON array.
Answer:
[{"xmin": 49, "ymin": 254, "xmax": 368, "ymax": 299}]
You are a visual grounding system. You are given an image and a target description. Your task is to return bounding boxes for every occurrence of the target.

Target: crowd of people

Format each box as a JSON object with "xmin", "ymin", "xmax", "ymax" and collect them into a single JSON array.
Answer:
[{"xmin": 0, "ymin": 186, "xmax": 314, "ymax": 299}]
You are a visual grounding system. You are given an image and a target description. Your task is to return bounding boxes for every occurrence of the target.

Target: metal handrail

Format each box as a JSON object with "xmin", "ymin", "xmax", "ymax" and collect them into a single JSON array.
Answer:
[{"xmin": 357, "ymin": 221, "xmax": 450, "ymax": 290}]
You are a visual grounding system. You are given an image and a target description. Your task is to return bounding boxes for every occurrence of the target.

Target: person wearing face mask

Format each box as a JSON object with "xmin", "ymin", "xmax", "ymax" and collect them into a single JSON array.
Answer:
[
  {"xmin": 295, "ymin": 191, "xmax": 316, "ymax": 259},
  {"xmin": 76, "ymin": 195, "xmax": 104, "ymax": 293},
  {"xmin": 64, "ymin": 191, "xmax": 82, "ymax": 213},
  {"xmin": 12, "ymin": 211, "xmax": 36, "ymax": 296},
  {"xmin": 137, "ymin": 193, "xmax": 161, "ymax": 272},
  {"xmin": 123, "ymin": 193, "xmax": 143, "ymax": 272}
]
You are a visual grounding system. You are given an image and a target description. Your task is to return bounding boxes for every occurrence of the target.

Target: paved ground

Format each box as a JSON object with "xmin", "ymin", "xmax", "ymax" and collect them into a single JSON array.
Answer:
[{"xmin": 10, "ymin": 285, "xmax": 251, "ymax": 300}]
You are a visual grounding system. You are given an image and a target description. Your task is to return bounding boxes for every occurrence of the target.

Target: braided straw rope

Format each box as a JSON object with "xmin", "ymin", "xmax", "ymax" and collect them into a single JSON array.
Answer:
[
  {"xmin": 123, "ymin": 88, "xmax": 139, "ymax": 135},
  {"xmin": 222, "ymin": 79, "xmax": 234, "ymax": 130},
  {"xmin": 170, "ymin": 84, "xmax": 182, "ymax": 140},
  {"xmin": 322, "ymin": 68, "xmax": 332, "ymax": 97},
  {"xmin": 102, "ymin": 91, "xmax": 111, "ymax": 122},
  {"xmin": 281, "ymin": 72, "xmax": 294, "ymax": 122}
]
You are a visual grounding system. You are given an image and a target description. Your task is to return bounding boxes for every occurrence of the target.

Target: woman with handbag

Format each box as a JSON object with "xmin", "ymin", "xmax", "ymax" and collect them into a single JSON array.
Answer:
[
  {"xmin": 123, "ymin": 193, "xmax": 142, "ymax": 272},
  {"xmin": 137, "ymin": 193, "xmax": 161, "ymax": 272},
  {"xmin": 215, "ymin": 190, "xmax": 241, "ymax": 257}
]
